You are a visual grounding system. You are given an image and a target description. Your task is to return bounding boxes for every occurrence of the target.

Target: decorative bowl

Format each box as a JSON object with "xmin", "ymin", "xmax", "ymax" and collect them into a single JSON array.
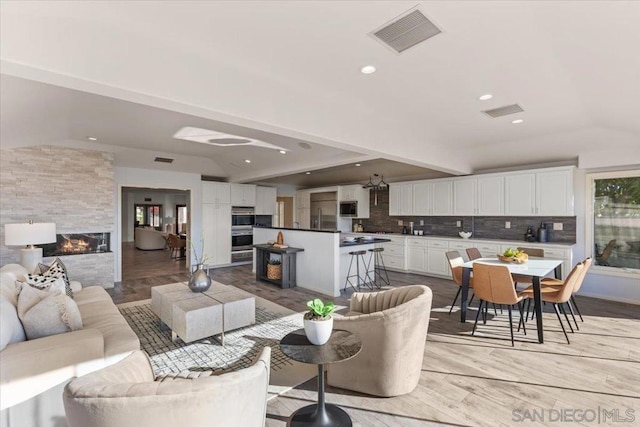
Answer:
[
  {"xmin": 459, "ymin": 231, "xmax": 472, "ymax": 239},
  {"xmin": 497, "ymin": 253, "xmax": 529, "ymax": 264}
]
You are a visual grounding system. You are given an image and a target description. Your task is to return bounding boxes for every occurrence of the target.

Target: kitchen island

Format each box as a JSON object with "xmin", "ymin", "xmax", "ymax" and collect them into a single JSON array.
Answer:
[{"xmin": 253, "ymin": 226, "xmax": 389, "ymax": 297}]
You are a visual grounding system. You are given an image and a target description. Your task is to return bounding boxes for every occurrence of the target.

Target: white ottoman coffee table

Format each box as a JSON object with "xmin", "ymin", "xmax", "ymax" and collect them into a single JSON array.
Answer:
[{"xmin": 151, "ymin": 282, "xmax": 256, "ymax": 345}]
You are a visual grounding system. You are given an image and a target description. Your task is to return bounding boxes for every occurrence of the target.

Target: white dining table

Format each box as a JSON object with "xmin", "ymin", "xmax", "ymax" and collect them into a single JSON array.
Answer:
[{"xmin": 460, "ymin": 258, "xmax": 563, "ymax": 343}]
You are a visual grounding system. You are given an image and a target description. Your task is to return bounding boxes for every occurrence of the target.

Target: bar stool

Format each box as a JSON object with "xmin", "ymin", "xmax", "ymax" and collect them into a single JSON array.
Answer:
[
  {"xmin": 367, "ymin": 247, "xmax": 390, "ymax": 288},
  {"xmin": 343, "ymin": 250, "xmax": 372, "ymax": 293}
]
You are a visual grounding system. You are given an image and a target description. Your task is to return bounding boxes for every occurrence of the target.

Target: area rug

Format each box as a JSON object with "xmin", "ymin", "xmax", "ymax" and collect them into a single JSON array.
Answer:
[{"xmin": 118, "ymin": 284, "xmax": 317, "ymax": 397}]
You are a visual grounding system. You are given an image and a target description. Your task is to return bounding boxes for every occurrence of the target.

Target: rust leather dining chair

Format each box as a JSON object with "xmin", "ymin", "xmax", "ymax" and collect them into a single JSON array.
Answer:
[
  {"xmin": 519, "ymin": 260, "xmax": 588, "ymax": 344},
  {"xmin": 471, "ymin": 263, "xmax": 527, "ymax": 346},
  {"xmin": 511, "ymin": 247, "xmax": 546, "ymax": 287},
  {"xmin": 168, "ymin": 234, "xmax": 186, "ymax": 260},
  {"xmin": 445, "ymin": 251, "xmax": 474, "ymax": 314},
  {"xmin": 536, "ymin": 257, "xmax": 593, "ymax": 327},
  {"xmin": 466, "ymin": 247, "xmax": 482, "ymax": 261}
]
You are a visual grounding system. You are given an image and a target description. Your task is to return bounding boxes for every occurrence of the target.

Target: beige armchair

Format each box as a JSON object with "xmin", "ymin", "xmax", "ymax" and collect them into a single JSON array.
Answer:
[
  {"xmin": 327, "ymin": 285, "xmax": 432, "ymax": 397},
  {"xmin": 63, "ymin": 347, "xmax": 271, "ymax": 427}
]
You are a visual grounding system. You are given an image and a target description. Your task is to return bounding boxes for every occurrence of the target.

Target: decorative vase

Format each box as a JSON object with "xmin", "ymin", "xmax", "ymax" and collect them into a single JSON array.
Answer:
[
  {"xmin": 188, "ymin": 264, "xmax": 212, "ymax": 293},
  {"xmin": 276, "ymin": 231, "xmax": 284, "ymax": 245},
  {"xmin": 303, "ymin": 317, "xmax": 333, "ymax": 345}
]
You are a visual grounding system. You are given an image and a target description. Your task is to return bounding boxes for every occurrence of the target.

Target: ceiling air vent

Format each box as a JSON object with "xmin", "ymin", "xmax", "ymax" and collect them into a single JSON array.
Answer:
[
  {"xmin": 482, "ymin": 104, "xmax": 525, "ymax": 118},
  {"xmin": 371, "ymin": 8, "xmax": 442, "ymax": 54},
  {"xmin": 154, "ymin": 157, "xmax": 174, "ymax": 164}
]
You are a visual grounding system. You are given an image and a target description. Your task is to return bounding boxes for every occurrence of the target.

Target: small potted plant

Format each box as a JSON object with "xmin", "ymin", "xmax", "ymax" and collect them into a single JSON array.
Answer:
[{"xmin": 303, "ymin": 299, "xmax": 337, "ymax": 345}]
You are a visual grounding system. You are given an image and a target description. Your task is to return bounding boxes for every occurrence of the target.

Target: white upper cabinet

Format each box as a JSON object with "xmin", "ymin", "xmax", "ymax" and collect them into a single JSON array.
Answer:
[
  {"xmin": 536, "ymin": 169, "xmax": 573, "ymax": 215},
  {"xmin": 431, "ymin": 180, "xmax": 453, "ymax": 215},
  {"xmin": 389, "ymin": 183, "xmax": 413, "ymax": 216},
  {"xmin": 477, "ymin": 175, "xmax": 504, "ymax": 215},
  {"xmin": 230, "ymin": 184, "xmax": 256, "ymax": 207},
  {"xmin": 338, "ymin": 185, "xmax": 357, "ymax": 201},
  {"xmin": 202, "ymin": 181, "xmax": 231, "ymax": 205},
  {"xmin": 412, "ymin": 181, "xmax": 433, "ymax": 215},
  {"xmin": 505, "ymin": 173, "xmax": 537, "ymax": 215},
  {"xmin": 255, "ymin": 186, "xmax": 277, "ymax": 215},
  {"xmin": 453, "ymin": 179, "xmax": 476, "ymax": 216},
  {"xmin": 505, "ymin": 167, "xmax": 574, "ymax": 216},
  {"xmin": 454, "ymin": 176, "xmax": 504, "ymax": 216}
]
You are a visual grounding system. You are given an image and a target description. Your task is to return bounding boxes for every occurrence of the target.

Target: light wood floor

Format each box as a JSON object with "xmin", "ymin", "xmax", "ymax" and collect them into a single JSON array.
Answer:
[{"xmin": 109, "ymin": 257, "xmax": 640, "ymax": 426}]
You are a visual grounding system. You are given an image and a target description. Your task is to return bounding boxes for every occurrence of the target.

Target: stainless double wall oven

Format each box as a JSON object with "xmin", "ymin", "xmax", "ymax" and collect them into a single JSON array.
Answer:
[{"xmin": 231, "ymin": 207, "xmax": 255, "ymax": 263}]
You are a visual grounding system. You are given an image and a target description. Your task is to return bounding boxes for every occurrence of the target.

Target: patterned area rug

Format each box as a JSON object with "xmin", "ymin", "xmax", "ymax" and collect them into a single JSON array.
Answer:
[{"xmin": 118, "ymin": 285, "xmax": 317, "ymax": 395}]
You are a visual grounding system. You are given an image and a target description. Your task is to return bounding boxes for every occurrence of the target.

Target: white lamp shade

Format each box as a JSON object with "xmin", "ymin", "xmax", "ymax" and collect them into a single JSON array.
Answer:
[{"xmin": 4, "ymin": 223, "xmax": 57, "ymax": 246}]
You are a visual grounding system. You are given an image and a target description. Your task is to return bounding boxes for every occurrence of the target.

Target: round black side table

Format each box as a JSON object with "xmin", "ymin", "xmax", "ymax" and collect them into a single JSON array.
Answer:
[{"xmin": 279, "ymin": 328, "xmax": 362, "ymax": 427}]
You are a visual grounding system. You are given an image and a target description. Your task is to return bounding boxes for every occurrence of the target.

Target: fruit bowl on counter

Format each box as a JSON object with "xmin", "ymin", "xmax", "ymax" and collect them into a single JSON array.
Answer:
[{"xmin": 459, "ymin": 231, "xmax": 472, "ymax": 239}]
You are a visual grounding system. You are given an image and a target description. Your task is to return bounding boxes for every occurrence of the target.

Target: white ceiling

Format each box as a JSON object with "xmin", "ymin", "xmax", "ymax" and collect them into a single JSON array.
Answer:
[{"xmin": 1, "ymin": 1, "xmax": 639, "ymax": 185}]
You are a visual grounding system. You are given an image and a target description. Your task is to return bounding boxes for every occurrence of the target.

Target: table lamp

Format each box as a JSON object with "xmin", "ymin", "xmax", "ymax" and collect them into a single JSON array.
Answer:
[{"xmin": 4, "ymin": 221, "xmax": 57, "ymax": 273}]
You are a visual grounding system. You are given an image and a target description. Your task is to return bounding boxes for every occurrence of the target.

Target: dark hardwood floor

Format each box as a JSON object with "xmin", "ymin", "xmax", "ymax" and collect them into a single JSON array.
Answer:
[{"xmin": 108, "ymin": 249, "xmax": 640, "ymax": 426}]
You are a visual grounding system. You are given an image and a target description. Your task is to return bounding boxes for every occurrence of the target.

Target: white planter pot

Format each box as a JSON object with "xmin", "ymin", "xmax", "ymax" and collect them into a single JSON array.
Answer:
[{"xmin": 303, "ymin": 317, "xmax": 333, "ymax": 345}]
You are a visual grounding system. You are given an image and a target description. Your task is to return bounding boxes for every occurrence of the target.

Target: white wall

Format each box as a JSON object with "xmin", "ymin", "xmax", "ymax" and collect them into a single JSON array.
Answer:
[
  {"xmin": 113, "ymin": 167, "xmax": 202, "ymax": 282},
  {"xmin": 580, "ymin": 270, "xmax": 640, "ymax": 304}
]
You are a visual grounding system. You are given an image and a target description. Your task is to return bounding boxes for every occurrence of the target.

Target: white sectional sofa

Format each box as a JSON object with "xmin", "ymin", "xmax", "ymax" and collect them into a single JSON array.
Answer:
[
  {"xmin": 0, "ymin": 263, "xmax": 140, "ymax": 427},
  {"xmin": 135, "ymin": 227, "xmax": 167, "ymax": 250}
]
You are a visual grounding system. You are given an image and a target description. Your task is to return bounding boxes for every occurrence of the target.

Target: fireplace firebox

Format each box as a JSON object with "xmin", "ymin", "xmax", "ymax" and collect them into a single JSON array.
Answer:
[{"xmin": 41, "ymin": 232, "xmax": 111, "ymax": 257}]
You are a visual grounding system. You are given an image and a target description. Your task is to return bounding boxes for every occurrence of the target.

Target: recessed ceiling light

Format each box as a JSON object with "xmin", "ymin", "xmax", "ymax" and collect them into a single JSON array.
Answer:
[
  {"xmin": 87, "ymin": 136, "xmax": 98, "ymax": 141},
  {"xmin": 279, "ymin": 150, "xmax": 287, "ymax": 154},
  {"xmin": 305, "ymin": 172, "xmax": 311, "ymax": 175},
  {"xmin": 511, "ymin": 119, "xmax": 524, "ymax": 124},
  {"xmin": 244, "ymin": 159, "xmax": 251, "ymax": 163},
  {"xmin": 355, "ymin": 163, "xmax": 361, "ymax": 167},
  {"xmin": 478, "ymin": 94, "xmax": 493, "ymax": 101},
  {"xmin": 360, "ymin": 65, "xmax": 376, "ymax": 74}
]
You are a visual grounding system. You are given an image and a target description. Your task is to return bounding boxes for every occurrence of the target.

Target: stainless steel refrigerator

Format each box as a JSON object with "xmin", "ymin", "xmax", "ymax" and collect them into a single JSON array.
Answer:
[{"xmin": 310, "ymin": 191, "xmax": 338, "ymax": 231}]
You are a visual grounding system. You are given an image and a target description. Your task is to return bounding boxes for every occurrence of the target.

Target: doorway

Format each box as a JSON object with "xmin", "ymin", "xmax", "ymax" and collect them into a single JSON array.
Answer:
[
  {"xmin": 276, "ymin": 196, "xmax": 294, "ymax": 228},
  {"xmin": 122, "ymin": 187, "xmax": 190, "ymax": 282}
]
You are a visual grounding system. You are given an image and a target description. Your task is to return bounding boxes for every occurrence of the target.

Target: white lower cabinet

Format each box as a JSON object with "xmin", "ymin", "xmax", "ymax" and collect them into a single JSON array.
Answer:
[
  {"xmin": 407, "ymin": 238, "xmax": 450, "ymax": 277},
  {"xmin": 350, "ymin": 233, "xmax": 574, "ymax": 281},
  {"xmin": 408, "ymin": 246, "xmax": 428, "ymax": 273},
  {"xmin": 427, "ymin": 247, "xmax": 450, "ymax": 277},
  {"xmin": 474, "ymin": 243, "xmax": 501, "ymax": 258}
]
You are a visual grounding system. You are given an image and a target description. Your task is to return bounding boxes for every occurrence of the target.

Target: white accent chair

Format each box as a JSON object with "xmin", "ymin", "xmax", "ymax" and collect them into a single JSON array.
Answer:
[{"xmin": 63, "ymin": 347, "xmax": 271, "ymax": 427}]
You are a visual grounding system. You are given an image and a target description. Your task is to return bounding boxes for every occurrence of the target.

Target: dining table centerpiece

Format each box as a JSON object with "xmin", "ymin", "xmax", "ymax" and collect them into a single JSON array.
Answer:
[
  {"xmin": 303, "ymin": 299, "xmax": 337, "ymax": 345},
  {"xmin": 497, "ymin": 248, "xmax": 528, "ymax": 264}
]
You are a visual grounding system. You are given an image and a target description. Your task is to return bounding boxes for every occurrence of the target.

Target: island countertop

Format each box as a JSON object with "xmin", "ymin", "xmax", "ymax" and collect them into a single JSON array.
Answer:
[
  {"xmin": 253, "ymin": 225, "xmax": 340, "ymax": 234},
  {"xmin": 339, "ymin": 238, "xmax": 391, "ymax": 247}
]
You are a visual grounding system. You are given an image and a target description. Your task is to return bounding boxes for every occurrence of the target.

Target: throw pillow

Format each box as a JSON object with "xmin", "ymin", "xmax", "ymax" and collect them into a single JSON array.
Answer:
[
  {"xmin": 21, "ymin": 274, "xmax": 66, "ymax": 294},
  {"xmin": 17, "ymin": 283, "xmax": 83, "ymax": 340},
  {"xmin": 38, "ymin": 257, "xmax": 73, "ymax": 298},
  {"xmin": 0, "ymin": 294, "xmax": 26, "ymax": 350}
]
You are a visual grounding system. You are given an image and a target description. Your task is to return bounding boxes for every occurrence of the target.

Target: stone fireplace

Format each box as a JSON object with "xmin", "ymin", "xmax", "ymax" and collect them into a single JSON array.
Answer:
[{"xmin": 42, "ymin": 232, "xmax": 111, "ymax": 257}]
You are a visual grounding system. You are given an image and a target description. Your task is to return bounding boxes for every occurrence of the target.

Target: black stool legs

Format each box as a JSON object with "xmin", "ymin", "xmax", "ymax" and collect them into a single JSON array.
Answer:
[
  {"xmin": 367, "ymin": 247, "xmax": 390, "ymax": 289},
  {"xmin": 343, "ymin": 250, "xmax": 372, "ymax": 293}
]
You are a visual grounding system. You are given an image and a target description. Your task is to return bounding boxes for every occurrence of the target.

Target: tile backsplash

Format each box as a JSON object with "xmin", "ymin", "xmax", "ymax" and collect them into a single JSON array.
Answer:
[{"xmin": 357, "ymin": 190, "xmax": 576, "ymax": 243}]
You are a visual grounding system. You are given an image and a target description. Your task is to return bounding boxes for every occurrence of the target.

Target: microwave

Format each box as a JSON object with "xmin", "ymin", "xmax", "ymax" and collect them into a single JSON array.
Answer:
[{"xmin": 339, "ymin": 201, "xmax": 358, "ymax": 217}]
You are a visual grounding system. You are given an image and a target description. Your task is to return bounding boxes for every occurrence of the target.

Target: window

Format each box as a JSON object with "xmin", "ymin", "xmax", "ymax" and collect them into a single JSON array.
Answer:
[
  {"xmin": 589, "ymin": 172, "xmax": 640, "ymax": 271},
  {"xmin": 134, "ymin": 204, "xmax": 163, "ymax": 228}
]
